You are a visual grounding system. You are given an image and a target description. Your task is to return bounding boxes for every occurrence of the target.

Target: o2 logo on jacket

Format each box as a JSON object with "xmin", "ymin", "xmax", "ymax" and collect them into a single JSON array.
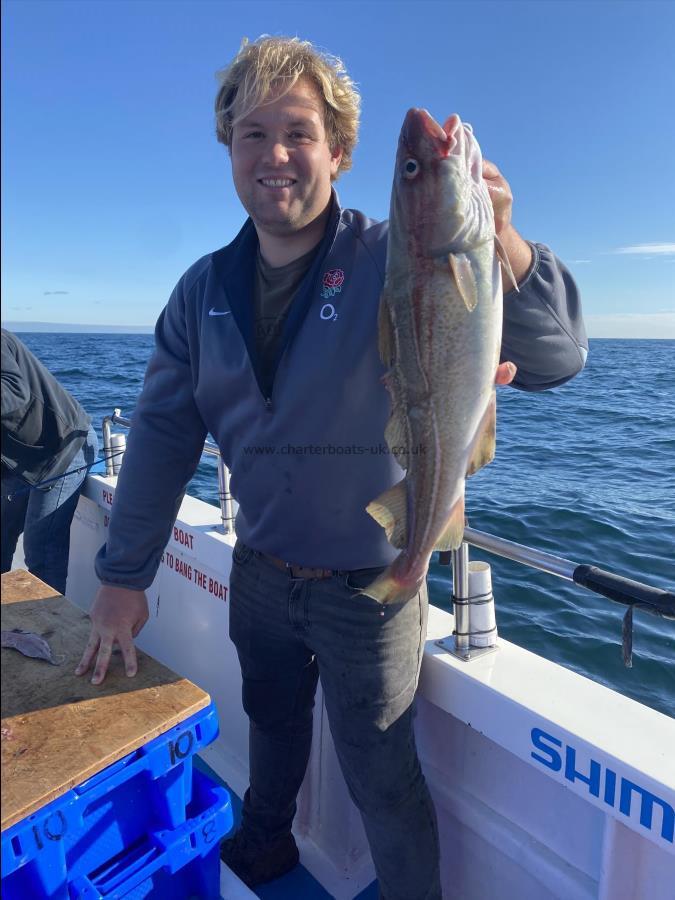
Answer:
[
  {"xmin": 320, "ymin": 269, "xmax": 344, "ymax": 322},
  {"xmin": 321, "ymin": 268, "xmax": 345, "ymax": 299}
]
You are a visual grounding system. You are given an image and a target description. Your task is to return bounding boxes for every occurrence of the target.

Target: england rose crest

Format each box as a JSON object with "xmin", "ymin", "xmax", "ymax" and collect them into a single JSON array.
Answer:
[{"xmin": 321, "ymin": 268, "xmax": 345, "ymax": 299}]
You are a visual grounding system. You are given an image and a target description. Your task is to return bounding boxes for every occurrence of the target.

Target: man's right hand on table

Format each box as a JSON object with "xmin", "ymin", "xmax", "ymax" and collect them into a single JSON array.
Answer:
[{"xmin": 75, "ymin": 585, "xmax": 149, "ymax": 684}]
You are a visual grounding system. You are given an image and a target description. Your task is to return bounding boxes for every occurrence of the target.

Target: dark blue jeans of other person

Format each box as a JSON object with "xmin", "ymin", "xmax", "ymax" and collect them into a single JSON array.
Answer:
[
  {"xmin": 1, "ymin": 426, "xmax": 98, "ymax": 594},
  {"xmin": 228, "ymin": 540, "xmax": 442, "ymax": 900}
]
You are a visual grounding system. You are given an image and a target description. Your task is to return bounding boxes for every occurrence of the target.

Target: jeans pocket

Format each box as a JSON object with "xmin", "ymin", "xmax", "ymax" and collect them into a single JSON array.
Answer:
[
  {"xmin": 232, "ymin": 540, "xmax": 254, "ymax": 566},
  {"xmin": 344, "ymin": 566, "xmax": 387, "ymax": 592}
]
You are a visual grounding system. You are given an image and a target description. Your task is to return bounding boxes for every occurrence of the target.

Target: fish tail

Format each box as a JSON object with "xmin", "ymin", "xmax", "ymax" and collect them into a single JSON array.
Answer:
[{"xmin": 359, "ymin": 558, "xmax": 426, "ymax": 606}]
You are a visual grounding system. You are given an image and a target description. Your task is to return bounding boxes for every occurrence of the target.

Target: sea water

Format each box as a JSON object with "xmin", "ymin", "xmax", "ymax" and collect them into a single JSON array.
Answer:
[{"xmin": 12, "ymin": 333, "xmax": 675, "ymax": 717}]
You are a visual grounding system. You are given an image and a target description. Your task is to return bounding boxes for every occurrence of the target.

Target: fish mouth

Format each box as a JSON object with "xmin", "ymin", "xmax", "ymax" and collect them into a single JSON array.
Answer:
[
  {"xmin": 403, "ymin": 108, "xmax": 450, "ymax": 158},
  {"xmin": 445, "ymin": 115, "xmax": 484, "ymax": 185},
  {"xmin": 419, "ymin": 108, "xmax": 450, "ymax": 146},
  {"xmin": 404, "ymin": 109, "xmax": 482, "ymax": 186},
  {"xmin": 442, "ymin": 114, "xmax": 465, "ymax": 158},
  {"xmin": 403, "ymin": 109, "xmax": 465, "ymax": 159}
]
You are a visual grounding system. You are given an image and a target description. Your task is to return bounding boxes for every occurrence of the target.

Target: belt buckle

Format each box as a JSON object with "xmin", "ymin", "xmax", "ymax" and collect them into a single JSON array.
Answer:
[
  {"xmin": 287, "ymin": 562, "xmax": 330, "ymax": 580},
  {"xmin": 286, "ymin": 562, "xmax": 305, "ymax": 579}
]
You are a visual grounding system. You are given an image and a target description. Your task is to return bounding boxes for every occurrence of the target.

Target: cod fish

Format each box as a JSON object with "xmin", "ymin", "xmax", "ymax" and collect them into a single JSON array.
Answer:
[{"xmin": 364, "ymin": 108, "xmax": 516, "ymax": 605}]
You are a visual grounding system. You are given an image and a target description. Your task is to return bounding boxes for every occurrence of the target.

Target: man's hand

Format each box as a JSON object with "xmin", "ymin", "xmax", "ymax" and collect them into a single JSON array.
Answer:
[
  {"xmin": 495, "ymin": 361, "xmax": 517, "ymax": 386},
  {"xmin": 483, "ymin": 159, "xmax": 533, "ymax": 288},
  {"xmin": 75, "ymin": 585, "xmax": 149, "ymax": 684}
]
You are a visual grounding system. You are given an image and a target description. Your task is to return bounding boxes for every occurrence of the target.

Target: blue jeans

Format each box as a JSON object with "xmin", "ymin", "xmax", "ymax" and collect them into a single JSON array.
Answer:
[
  {"xmin": 228, "ymin": 541, "xmax": 441, "ymax": 900},
  {"xmin": 1, "ymin": 425, "xmax": 98, "ymax": 594}
]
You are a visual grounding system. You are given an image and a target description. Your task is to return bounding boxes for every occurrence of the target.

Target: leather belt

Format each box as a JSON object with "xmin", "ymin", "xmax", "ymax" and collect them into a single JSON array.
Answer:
[{"xmin": 262, "ymin": 552, "xmax": 334, "ymax": 580}]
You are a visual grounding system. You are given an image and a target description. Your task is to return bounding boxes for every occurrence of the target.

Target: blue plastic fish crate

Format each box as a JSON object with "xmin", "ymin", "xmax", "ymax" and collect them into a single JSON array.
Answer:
[{"xmin": 1, "ymin": 702, "xmax": 233, "ymax": 899}]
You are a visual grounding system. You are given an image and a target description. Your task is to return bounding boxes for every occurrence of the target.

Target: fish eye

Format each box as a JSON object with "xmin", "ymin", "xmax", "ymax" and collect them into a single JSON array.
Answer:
[{"xmin": 403, "ymin": 158, "xmax": 420, "ymax": 179}]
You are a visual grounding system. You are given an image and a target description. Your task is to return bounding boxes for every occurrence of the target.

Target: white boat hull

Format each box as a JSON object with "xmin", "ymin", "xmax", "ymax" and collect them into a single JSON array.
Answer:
[{"xmin": 64, "ymin": 475, "xmax": 675, "ymax": 899}]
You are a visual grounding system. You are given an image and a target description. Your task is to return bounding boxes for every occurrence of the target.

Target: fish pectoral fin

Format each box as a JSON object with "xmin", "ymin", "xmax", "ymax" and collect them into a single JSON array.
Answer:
[
  {"xmin": 494, "ymin": 235, "xmax": 519, "ymax": 293},
  {"xmin": 434, "ymin": 494, "xmax": 466, "ymax": 551},
  {"xmin": 384, "ymin": 405, "xmax": 409, "ymax": 470},
  {"xmin": 448, "ymin": 253, "xmax": 479, "ymax": 311},
  {"xmin": 378, "ymin": 295, "xmax": 395, "ymax": 366},
  {"xmin": 466, "ymin": 392, "xmax": 497, "ymax": 477},
  {"xmin": 366, "ymin": 478, "xmax": 408, "ymax": 549}
]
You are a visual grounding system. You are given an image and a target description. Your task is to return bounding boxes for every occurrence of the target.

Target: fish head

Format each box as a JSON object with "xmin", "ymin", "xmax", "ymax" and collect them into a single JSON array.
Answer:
[{"xmin": 391, "ymin": 109, "xmax": 494, "ymax": 255}]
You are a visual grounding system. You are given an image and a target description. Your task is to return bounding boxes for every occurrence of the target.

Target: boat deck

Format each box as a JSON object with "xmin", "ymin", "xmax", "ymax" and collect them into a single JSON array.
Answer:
[{"xmin": 193, "ymin": 756, "xmax": 377, "ymax": 899}]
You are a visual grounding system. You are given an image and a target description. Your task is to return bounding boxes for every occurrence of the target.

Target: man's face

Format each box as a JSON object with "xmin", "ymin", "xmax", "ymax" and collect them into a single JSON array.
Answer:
[{"xmin": 230, "ymin": 77, "xmax": 342, "ymax": 237}]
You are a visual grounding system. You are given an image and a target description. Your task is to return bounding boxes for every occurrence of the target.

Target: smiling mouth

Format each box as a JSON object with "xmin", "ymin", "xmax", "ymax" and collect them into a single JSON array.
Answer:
[{"xmin": 258, "ymin": 178, "xmax": 297, "ymax": 188}]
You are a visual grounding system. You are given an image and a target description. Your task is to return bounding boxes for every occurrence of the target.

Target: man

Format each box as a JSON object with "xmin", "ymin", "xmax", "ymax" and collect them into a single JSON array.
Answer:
[
  {"xmin": 76, "ymin": 36, "xmax": 587, "ymax": 900},
  {"xmin": 1, "ymin": 329, "xmax": 98, "ymax": 594}
]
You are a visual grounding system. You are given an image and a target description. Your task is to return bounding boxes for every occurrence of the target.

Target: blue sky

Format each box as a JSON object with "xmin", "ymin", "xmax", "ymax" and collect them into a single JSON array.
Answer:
[{"xmin": 2, "ymin": 0, "xmax": 674, "ymax": 336}]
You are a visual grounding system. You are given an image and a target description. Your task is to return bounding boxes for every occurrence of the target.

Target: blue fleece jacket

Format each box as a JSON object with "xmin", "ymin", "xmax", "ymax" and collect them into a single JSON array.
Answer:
[{"xmin": 95, "ymin": 197, "xmax": 587, "ymax": 587}]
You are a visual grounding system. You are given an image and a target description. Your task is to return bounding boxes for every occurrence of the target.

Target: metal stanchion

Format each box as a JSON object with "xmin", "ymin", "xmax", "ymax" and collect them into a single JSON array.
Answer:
[
  {"xmin": 217, "ymin": 457, "xmax": 235, "ymax": 535},
  {"xmin": 437, "ymin": 541, "xmax": 499, "ymax": 662}
]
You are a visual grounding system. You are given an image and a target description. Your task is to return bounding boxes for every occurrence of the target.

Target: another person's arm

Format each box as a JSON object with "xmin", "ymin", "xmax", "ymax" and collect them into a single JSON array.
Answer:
[{"xmin": 1, "ymin": 340, "xmax": 31, "ymax": 419}]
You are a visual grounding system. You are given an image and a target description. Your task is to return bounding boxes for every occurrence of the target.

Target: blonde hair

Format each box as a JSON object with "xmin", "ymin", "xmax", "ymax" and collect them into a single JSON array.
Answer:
[{"xmin": 215, "ymin": 36, "xmax": 360, "ymax": 177}]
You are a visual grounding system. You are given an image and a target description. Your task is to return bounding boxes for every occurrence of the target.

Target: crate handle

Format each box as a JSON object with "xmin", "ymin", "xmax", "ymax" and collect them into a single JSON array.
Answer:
[{"xmin": 70, "ymin": 775, "xmax": 230, "ymax": 898}]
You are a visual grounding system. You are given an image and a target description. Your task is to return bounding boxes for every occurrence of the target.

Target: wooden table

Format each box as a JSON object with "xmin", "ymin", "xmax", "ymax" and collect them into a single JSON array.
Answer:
[{"xmin": 1, "ymin": 569, "xmax": 211, "ymax": 831}]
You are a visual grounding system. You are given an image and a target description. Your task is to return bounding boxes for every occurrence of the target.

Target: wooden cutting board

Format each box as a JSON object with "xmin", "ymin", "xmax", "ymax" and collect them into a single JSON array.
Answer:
[{"xmin": 1, "ymin": 569, "xmax": 211, "ymax": 831}]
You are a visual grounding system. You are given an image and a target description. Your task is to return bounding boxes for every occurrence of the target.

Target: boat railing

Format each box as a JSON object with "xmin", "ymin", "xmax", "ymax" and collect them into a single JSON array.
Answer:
[
  {"xmin": 443, "ymin": 530, "xmax": 674, "ymax": 663},
  {"xmin": 102, "ymin": 409, "xmax": 235, "ymax": 535},
  {"xmin": 102, "ymin": 409, "xmax": 674, "ymax": 664}
]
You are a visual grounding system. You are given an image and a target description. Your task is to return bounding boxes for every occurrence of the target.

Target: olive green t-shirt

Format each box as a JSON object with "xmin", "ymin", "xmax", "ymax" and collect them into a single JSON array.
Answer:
[{"xmin": 253, "ymin": 245, "xmax": 318, "ymax": 393}]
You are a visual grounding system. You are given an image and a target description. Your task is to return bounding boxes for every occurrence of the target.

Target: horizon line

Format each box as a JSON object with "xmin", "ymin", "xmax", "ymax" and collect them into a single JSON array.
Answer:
[{"xmin": 3, "ymin": 320, "xmax": 674, "ymax": 340}]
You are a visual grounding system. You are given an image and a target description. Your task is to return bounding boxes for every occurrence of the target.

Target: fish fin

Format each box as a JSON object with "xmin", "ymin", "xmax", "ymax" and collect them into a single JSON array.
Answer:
[
  {"xmin": 378, "ymin": 296, "xmax": 395, "ymax": 366},
  {"xmin": 434, "ymin": 494, "xmax": 466, "ymax": 551},
  {"xmin": 359, "ymin": 565, "xmax": 426, "ymax": 606},
  {"xmin": 381, "ymin": 368, "xmax": 409, "ymax": 469},
  {"xmin": 384, "ymin": 405, "xmax": 409, "ymax": 470},
  {"xmin": 495, "ymin": 235, "xmax": 519, "ymax": 293},
  {"xmin": 448, "ymin": 253, "xmax": 479, "ymax": 311},
  {"xmin": 466, "ymin": 392, "xmax": 497, "ymax": 477},
  {"xmin": 366, "ymin": 479, "xmax": 408, "ymax": 549}
]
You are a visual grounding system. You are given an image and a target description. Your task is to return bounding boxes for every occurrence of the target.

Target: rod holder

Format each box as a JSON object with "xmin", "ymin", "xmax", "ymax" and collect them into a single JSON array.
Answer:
[
  {"xmin": 217, "ymin": 456, "xmax": 235, "ymax": 535},
  {"xmin": 437, "ymin": 542, "xmax": 499, "ymax": 661},
  {"xmin": 102, "ymin": 409, "xmax": 126, "ymax": 477},
  {"xmin": 109, "ymin": 433, "xmax": 127, "ymax": 476},
  {"xmin": 465, "ymin": 561, "xmax": 498, "ymax": 648}
]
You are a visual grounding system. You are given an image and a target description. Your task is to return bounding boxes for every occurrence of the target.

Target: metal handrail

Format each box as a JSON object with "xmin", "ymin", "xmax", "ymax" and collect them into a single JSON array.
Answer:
[
  {"xmin": 101, "ymin": 409, "xmax": 235, "ymax": 534},
  {"xmin": 460, "ymin": 527, "xmax": 674, "ymax": 617},
  {"xmin": 442, "ymin": 528, "xmax": 674, "ymax": 666},
  {"xmin": 101, "ymin": 409, "xmax": 673, "ymax": 618}
]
